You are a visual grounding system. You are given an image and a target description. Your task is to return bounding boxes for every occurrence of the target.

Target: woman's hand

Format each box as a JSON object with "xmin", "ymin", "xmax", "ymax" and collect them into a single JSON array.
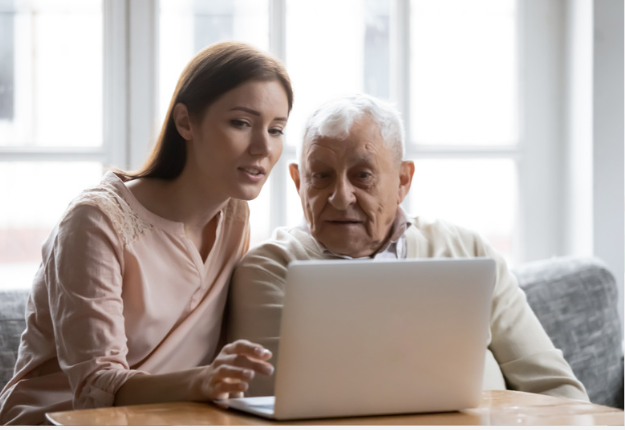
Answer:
[{"xmin": 196, "ymin": 339, "xmax": 273, "ymax": 400}]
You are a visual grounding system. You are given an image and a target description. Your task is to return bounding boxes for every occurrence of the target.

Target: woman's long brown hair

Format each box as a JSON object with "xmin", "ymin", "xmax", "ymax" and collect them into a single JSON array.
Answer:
[{"xmin": 120, "ymin": 41, "xmax": 293, "ymax": 180}]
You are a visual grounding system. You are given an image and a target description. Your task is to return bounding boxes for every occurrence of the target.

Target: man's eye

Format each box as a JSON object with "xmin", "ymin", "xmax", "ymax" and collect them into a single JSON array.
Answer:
[
  {"xmin": 356, "ymin": 172, "xmax": 373, "ymax": 180},
  {"xmin": 312, "ymin": 172, "xmax": 330, "ymax": 180}
]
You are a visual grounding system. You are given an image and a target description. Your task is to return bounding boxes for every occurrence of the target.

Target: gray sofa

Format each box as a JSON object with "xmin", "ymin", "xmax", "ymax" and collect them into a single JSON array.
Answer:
[{"xmin": 1, "ymin": 256, "xmax": 623, "ymax": 408}]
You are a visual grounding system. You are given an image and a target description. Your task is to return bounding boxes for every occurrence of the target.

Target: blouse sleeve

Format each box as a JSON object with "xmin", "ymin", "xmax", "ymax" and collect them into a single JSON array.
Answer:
[{"xmin": 46, "ymin": 204, "xmax": 146, "ymax": 410}]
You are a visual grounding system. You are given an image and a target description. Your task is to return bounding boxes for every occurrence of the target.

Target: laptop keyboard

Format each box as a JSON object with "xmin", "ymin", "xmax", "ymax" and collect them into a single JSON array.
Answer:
[{"xmin": 252, "ymin": 403, "xmax": 275, "ymax": 411}]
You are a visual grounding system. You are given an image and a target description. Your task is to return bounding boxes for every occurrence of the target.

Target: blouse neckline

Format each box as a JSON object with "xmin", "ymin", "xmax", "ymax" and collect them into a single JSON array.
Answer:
[{"xmin": 103, "ymin": 171, "xmax": 226, "ymax": 239}]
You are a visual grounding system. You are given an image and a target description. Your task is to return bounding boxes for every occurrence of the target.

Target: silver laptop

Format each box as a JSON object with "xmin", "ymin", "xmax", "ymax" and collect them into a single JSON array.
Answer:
[{"xmin": 216, "ymin": 257, "xmax": 496, "ymax": 420}]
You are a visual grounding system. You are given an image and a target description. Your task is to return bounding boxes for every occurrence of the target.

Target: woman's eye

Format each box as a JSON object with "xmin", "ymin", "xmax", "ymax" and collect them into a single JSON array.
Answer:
[
  {"xmin": 269, "ymin": 128, "xmax": 284, "ymax": 136},
  {"xmin": 231, "ymin": 119, "xmax": 250, "ymax": 128}
]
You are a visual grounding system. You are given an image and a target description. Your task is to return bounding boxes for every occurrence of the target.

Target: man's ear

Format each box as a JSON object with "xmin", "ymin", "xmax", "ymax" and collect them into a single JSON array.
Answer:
[
  {"xmin": 172, "ymin": 103, "xmax": 193, "ymax": 141},
  {"xmin": 397, "ymin": 160, "xmax": 415, "ymax": 204},
  {"xmin": 289, "ymin": 163, "xmax": 301, "ymax": 195}
]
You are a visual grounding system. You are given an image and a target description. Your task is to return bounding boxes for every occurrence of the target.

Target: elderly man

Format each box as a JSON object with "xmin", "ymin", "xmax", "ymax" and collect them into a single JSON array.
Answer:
[{"xmin": 227, "ymin": 94, "xmax": 588, "ymax": 401}]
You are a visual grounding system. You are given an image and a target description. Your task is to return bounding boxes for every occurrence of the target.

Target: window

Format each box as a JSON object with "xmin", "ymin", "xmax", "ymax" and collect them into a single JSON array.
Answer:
[
  {"xmin": 1, "ymin": 0, "xmax": 537, "ymax": 290},
  {"xmin": 284, "ymin": 0, "xmax": 392, "ymax": 147},
  {"xmin": 406, "ymin": 0, "xmax": 519, "ymax": 262},
  {"xmin": 154, "ymin": 0, "xmax": 519, "ymax": 264},
  {"xmin": 0, "ymin": 0, "xmax": 105, "ymax": 290}
]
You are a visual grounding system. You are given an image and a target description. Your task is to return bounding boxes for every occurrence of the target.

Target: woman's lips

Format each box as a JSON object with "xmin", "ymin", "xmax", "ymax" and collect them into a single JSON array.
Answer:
[
  {"xmin": 239, "ymin": 165, "xmax": 266, "ymax": 175},
  {"xmin": 238, "ymin": 166, "xmax": 266, "ymax": 183}
]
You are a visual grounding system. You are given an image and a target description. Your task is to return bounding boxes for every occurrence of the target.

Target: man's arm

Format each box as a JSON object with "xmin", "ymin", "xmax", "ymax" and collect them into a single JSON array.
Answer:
[
  {"xmin": 479, "ymin": 239, "xmax": 589, "ymax": 401},
  {"xmin": 227, "ymin": 247, "xmax": 291, "ymax": 396}
]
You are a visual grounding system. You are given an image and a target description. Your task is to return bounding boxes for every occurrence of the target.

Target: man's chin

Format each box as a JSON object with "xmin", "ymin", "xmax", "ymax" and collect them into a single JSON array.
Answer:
[{"xmin": 317, "ymin": 238, "xmax": 373, "ymax": 259}]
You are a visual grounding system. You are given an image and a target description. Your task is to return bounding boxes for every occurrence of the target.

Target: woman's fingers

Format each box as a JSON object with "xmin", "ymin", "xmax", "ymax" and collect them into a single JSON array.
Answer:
[
  {"xmin": 214, "ymin": 365, "xmax": 255, "ymax": 382},
  {"xmin": 212, "ymin": 380, "xmax": 249, "ymax": 396},
  {"xmin": 199, "ymin": 366, "xmax": 251, "ymax": 399},
  {"xmin": 231, "ymin": 354, "xmax": 274, "ymax": 375},
  {"xmin": 203, "ymin": 362, "xmax": 269, "ymax": 399},
  {"xmin": 202, "ymin": 340, "xmax": 275, "ymax": 399},
  {"xmin": 214, "ymin": 340, "xmax": 274, "ymax": 376},
  {"xmin": 213, "ymin": 354, "xmax": 273, "ymax": 376},
  {"xmin": 221, "ymin": 339, "xmax": 272, "ymax": 361}
]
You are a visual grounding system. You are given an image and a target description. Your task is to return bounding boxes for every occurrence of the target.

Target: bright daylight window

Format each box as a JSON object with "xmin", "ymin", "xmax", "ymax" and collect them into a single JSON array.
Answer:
[
  {"xmin": 0, "ymin": 0, "xmax": 104, "ymax": 290},
  {"xmin": 407, "ymin": 0, "xmax": 518, "ymax": 260},
  {"xmin": 1, "ymin": 0, "xmax": 518, "ymax": 290},
  {"xmin": 160, "ymin": 0, "xmax": 518, "ymax": 263}
]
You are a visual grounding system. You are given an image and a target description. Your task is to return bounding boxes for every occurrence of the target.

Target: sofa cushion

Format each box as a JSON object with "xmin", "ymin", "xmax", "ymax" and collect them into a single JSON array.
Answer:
[
  {"xmin": 515, "ymin": 257, "xmax": 624, "ymax": 409},
  {"xmin": 0, "ymin": 289, "xmax": 29, "ymax": 390}
]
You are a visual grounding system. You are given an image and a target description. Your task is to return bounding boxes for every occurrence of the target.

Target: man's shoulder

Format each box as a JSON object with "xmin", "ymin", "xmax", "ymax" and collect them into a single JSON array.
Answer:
[
  {"xmin": 408, "ymin": 216, "xmax": 480, "ymax": 240},
  {"xmin": 239, "ymin": 224, "xmax": 322, "ymax": 268},
  {"xmin": 406, "ymin": 215, "xmax": 489, "ymax": 257}
]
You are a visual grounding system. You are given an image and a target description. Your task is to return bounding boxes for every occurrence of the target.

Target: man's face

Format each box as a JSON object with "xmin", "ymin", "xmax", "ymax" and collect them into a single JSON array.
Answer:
[{"xmin": 290, "ymin": 117, "xmax": 414, "ymax": 258}]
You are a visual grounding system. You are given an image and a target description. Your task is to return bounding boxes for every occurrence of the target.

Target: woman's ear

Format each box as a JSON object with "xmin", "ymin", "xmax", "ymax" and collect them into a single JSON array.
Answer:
[{"xmin": 173, "ymin": 103, "xmax": 193, "ymax": 141}]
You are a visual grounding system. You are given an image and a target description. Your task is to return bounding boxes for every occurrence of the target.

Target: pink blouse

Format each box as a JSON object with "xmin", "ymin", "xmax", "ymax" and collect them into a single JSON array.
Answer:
[{"xmin": 0, "ymin": 172, "xmax": 250, "ymax": 425}]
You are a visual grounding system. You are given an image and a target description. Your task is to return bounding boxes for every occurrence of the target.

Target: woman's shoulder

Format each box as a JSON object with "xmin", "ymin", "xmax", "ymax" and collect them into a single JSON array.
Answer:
[{"xmin": 59, "ymin": 172, "xmax": 153, "ymax": 247}]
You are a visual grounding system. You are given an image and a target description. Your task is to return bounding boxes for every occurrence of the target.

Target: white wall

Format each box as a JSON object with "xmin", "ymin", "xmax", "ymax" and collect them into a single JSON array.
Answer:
[
  {"xmin": 563, "ymin": 0, "xmax": 624, "ymax": 327},
  {"xmin": 593, "ymin": 0, "xmax": 624, "ymax": 326},
  {"xmin": 564, "ymin": 0, "xmax": 593, "ymax": 258},
  {"xmin": 518, "ymin": 0, "xmax": 566, "ymax": 264}
]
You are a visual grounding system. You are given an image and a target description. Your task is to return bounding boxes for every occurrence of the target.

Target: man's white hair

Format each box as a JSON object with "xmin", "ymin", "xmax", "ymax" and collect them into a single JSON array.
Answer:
[{"xmin": 298, "ymin": 93, "xmax": 405, "ymax": 164}]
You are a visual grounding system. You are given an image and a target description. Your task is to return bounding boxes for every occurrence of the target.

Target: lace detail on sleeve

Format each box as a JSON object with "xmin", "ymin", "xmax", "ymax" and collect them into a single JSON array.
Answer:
[{"xmin": 63, "ymin": 181, "xmax": 153, "ymax": 247}]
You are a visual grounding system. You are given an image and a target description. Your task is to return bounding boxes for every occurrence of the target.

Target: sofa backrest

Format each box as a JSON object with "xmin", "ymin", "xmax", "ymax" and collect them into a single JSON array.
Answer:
[
  {"xmin": 0, "ymin": 289, "xmax": 29, "ymax": 390},
  {"xmin": 515, "ymin": 256, "xmax": 624, "ymax": 409}
]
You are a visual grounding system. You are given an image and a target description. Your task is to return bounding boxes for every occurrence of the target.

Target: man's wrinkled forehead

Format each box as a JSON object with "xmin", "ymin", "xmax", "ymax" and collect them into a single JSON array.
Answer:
[
  {"xmin": 300, "ymin": 121, "xmax": 388, "ymax": 169},
  {"xmin": 303, "ymin": 137, "xmax": 381, "ymax": 168}
]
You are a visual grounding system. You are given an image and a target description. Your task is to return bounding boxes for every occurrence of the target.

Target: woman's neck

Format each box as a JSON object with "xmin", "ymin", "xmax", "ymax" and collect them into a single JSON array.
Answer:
[{"xmin": 126, "ymin": 170, "xmax": 228, "ymax": 232}]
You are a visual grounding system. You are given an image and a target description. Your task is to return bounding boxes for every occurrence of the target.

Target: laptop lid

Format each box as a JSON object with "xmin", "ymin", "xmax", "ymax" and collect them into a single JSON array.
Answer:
[{"xmin": 271, "ymin": 257, "xmax": 496, "ymax": 420}]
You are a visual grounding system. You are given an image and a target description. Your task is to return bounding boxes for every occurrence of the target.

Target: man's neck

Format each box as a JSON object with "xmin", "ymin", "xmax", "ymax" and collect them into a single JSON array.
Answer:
[{"xmin": 302, "ymin": 207, "xmax": 411, "ymax": 259}]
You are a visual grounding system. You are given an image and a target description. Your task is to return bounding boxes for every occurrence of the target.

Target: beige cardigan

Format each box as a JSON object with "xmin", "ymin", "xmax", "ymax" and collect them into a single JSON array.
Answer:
[{"xmin": 227, "ymin": 216, "xmax": 588, "ymax": 401}]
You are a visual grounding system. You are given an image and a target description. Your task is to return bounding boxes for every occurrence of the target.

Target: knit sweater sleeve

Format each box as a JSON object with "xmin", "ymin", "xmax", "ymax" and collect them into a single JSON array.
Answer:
[
  {"xmin": 227, "ymin": 227, "xmax": 312, "ymax": 397},
  {"xmin": 470, "ymin": 231, "xmax": 589, "ymax": 401}
]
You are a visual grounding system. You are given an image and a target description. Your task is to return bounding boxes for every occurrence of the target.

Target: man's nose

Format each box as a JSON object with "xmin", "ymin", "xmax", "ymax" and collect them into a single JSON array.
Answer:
[
  {"xmin": 248, "ymin": 130, "xmax": 270, "ymax": 157},
  {"xmin": 328, "ymin": 177, "xmax": 356, "ymax": 210}
]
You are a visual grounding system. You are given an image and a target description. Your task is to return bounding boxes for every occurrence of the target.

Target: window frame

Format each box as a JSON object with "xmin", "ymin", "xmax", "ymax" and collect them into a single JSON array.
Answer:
[
  {"xmin": 125, "ymin": 0, "xmax": 566, "ymax": 267},
  {"xmin": 0, "ymin": 0, "xmax": 563, "ymax": 269},
  {"xmin": 0, "ymin": 0, "xmax": 125, "ymax": 168}
]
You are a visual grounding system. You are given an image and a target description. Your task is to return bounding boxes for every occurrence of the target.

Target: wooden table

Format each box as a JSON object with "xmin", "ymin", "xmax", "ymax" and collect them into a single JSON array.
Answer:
[{"xmin": 46, "ymin": 390, "xmax": 624, "ymax": 426}]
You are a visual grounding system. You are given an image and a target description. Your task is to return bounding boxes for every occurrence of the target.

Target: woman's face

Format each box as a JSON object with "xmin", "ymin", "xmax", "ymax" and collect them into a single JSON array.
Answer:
[{"xmin": 179, "ymin": 79, "xmax": 289, "ymax": 201}]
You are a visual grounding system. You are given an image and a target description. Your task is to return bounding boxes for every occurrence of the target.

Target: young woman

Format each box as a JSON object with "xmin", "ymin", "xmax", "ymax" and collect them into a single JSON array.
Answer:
[{"xmin": 0, "ymin": 41, "xmax": 293, "ymax": 425}]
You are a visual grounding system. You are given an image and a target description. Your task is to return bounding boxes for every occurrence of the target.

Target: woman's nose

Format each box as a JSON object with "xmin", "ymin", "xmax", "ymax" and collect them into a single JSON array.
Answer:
[
  {"xmin": 328, "ymin": 177, "xmax": 356, "ymax": 210},
  {"xmin": 249, "ymin": 130, "xmax": 271, "ymax": 157}
]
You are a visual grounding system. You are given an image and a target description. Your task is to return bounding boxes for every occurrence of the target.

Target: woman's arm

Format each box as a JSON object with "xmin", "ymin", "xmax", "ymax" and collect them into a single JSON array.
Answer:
[
  {"xmin": 115, "ymin": 340, "xmax": 273, "ymax": 405},
  {"xmin": 49, "ymin": 204, "xmax": 142, "ymax": 409},
  {"xmin": 49, "ymin": 204, "xmax": 271, "ymax": 408}
]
